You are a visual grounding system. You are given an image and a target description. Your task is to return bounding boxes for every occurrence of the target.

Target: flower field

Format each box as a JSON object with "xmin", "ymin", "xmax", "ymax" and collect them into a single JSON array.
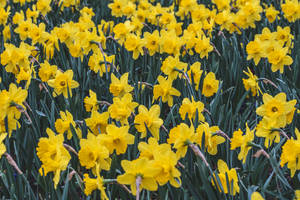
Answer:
[{"xmin": 0, "ymin": 0, "xmax": 300, "ymax": 199}]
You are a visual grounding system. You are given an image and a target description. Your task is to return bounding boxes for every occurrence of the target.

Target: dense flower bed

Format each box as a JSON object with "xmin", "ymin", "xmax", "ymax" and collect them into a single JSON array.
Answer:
[{"xmin": 0, "ymin": 0, "xmax": 300, "ymax": 199}]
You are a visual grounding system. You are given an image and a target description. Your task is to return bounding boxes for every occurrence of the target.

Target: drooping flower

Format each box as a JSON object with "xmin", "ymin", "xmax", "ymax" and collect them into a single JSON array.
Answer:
[
  {"xmin": 179, "ymin": 97, "xmax": 205, "ymax": 122},
  {"xmin": 0, "ymin": 133, "xmax": 7, "ymax": 158},
  {"xmin": 36, "ymin": 128, "xmax": 71, "ymax": 188},
  {"xmin": 230, "ymin": 124, "xmax": 254, "ymax": 163},
  {"xmin": 187, "ymin": 61, "xmax": 203, "ymax": 91},
  {"xmin": 256, "ymin": 118, "xmax": 281, "ymax": 148},
  {"xmin": 242, "ymin": 67, "xmax": 261, "ymax": 96},
  {"xmin": 212, "ymin": 159, "xmax": 240, "ymax": 195},
  {"xmin": 55, "ymin": 110, "xmax": 80, "ymax": 139},
  {"xmin": 202, "ymin": 72, "xmax": 219, "ymax": 97},
  {"xmin": 195, "ymin": 122, "xmax": 225, "ymax": 155},
  {"xmin": 84, "ymin": 90, "xmax": 99, "ymax": 112},
  {"xmin": 83, "ymin": 165, "xmax": 108, "ymax": 199},
  {"xmin": 280, "ymin": 128, "xmax": 300, "ymax": 177}
]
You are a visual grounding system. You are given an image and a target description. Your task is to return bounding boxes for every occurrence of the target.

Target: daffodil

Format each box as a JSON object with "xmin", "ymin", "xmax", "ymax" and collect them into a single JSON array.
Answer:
[
  {"xmin": 108, "ymin": 0, "xmax": 125, "ymax": 17},
  {"xmin": 88, "ymin": 51, "xmax": 114, "ymax": 77},
  {"xmin": 194, "ymin": 36, "xmax": 214, "ymax": 59},
  {"xmin": 143, "ymin": 30, "xmax": 160, "ymax": 56},
  {"xmin": 117, "ymin": 158, "xmax": 160, "ymax": 195},
  {"xmin": 256, "ymin": 118, "xmax": 281, "ymax": 148},
  {"xmin": 202, "ymin": 72, "xmax": 219, "ymax": 97},
  {"xmin": 280, "ymin": 128, "xmax": 300, "ymax": 177},
  {"xmin": 85, "ymin": 111, "xmax": 109, "ymax": 135},
  {"xmin": 265, "ymin": 5, "xmax": 279, "ymax": 23},
  {"xmin": 267, "ymin": 47, "xmax": 293, "ymax": 73},
  {"xmin": 38, "ymin": 61, "xmax": 57, "ymax": 82},
  {"xmin": 134, "ymin": 104, "xmax": 163, "ymax": 140},
  {"xmin": 242, "ymin": 67, "xmax": 261, "ymax": 96},
  {"xmin": 256, "ymin": 92, "xmax": 296, "ymax": 128},
  {"xmin": 47, "ymin": 70, "xmax": 79, "ymax": 98},
  {"xmin": 295, "ymin": 190, "xmax": 300, "ymax": 200},
  {"xmin": 212, "ymin": 0, "xmax": 230, "ymax": 11},
  {"xmin": 281, "ymin": 0, "xmax": 300, "ymax": 22},
  {"xmin": 179, "ymin": 97, "xmax": 205, "ymax": 122},
  {"xmin": 159, "ymin": 30, "xmax": 182, "ymax": 56},
  {"xmin": 161, "ymin": 56, "xmax": 187, "ymax": 81},
  {"xmin": 36, "ymin": 128, "xmax": 71, "ymax": 189},
  {"xmin": 102, "ymin": 125, "xmax": 134, "ymax": 155},
  {"xmin": 168, "ymin": 123, "xmax": 196, "ymax": 158},
  {"xmin": 36, "ymin": 0, "xmax": 52, "ymax": 16},
  {"xmin": 124, "ymin": 33, "xmax": 144, "ymax": 59},
  {"xmin": 0, "ymin": 133, "xmax": 7, "ymax": 158},
  {"xmin": 246, "ymin": 40, "xmax": 266, "ymax": 65},
  {"xmin": 138, "ymin": 137, "xmax": 171, "ymax": 160},
  {"xmin": 108, "ymin": 93, "xmax": 138, "ymax": 125},
  {"xmin": 230, "ymin": 124, "xmax": 254, "ymax": 163},
  {"xmin": 196, "ymin": 122, "xmax": 225, "ymax": 155},
  {"xmin": 78, "ymin": 133, "xmax": 111, "ymax": 171},
  {"xmin": 152, "ymin": 145, "xmax": 181, "ymax": 187},
  {"xmin": 251, "ymin": 191, "xmax": 265, "ymax": 200},
  {"xmin": 83, "ymin": 164, "xmax": 108, "ymax": 199},
  {"xmin": 0, "ymin": 83, "xmax": 28, "ymax": 135},
  {"xmin": 109, "ymin": 72, "xmax": 133, "ymax": 98},
  {"xmin": 153, "ymin": 76, "xmax": 181, "ymax": 107},
  {"xmin": 212, "ymin": 159, "xmax": 240, "ymax": 195},
  {"xmin": 187, "ymin": 62, "xmax": 203, "ymax": 91},
  {"xmin": 55, "ymin": 110, "xmax": 78, "ymax": 139},
  {"xmin": 84, "ymin": 90, "xmax": 99, "ymax": 112}
]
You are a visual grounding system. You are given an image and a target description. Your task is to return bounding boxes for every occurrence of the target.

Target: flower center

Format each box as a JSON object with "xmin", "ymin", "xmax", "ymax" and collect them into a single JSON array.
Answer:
[
  {"xmin": 271, "ymin": 107, "xmax": 278, "ymax": 112},
  {"xmin": 113, "ymin": 138, "xmax": 121, "ymax": 145},
  {"xmin": 60, "ymin": 81, "xmax": 66, "ymax": 86},
  {"xmin": 206, "ymin": 84, "xmax": 212, "ymax": 90},
  {"xmin": 50, "ymin": 152, "xmax": 57, "ymax": 160},
  {"xmin": 89, "ymin": 152, "xmax": 95, "ymax": 161}
]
